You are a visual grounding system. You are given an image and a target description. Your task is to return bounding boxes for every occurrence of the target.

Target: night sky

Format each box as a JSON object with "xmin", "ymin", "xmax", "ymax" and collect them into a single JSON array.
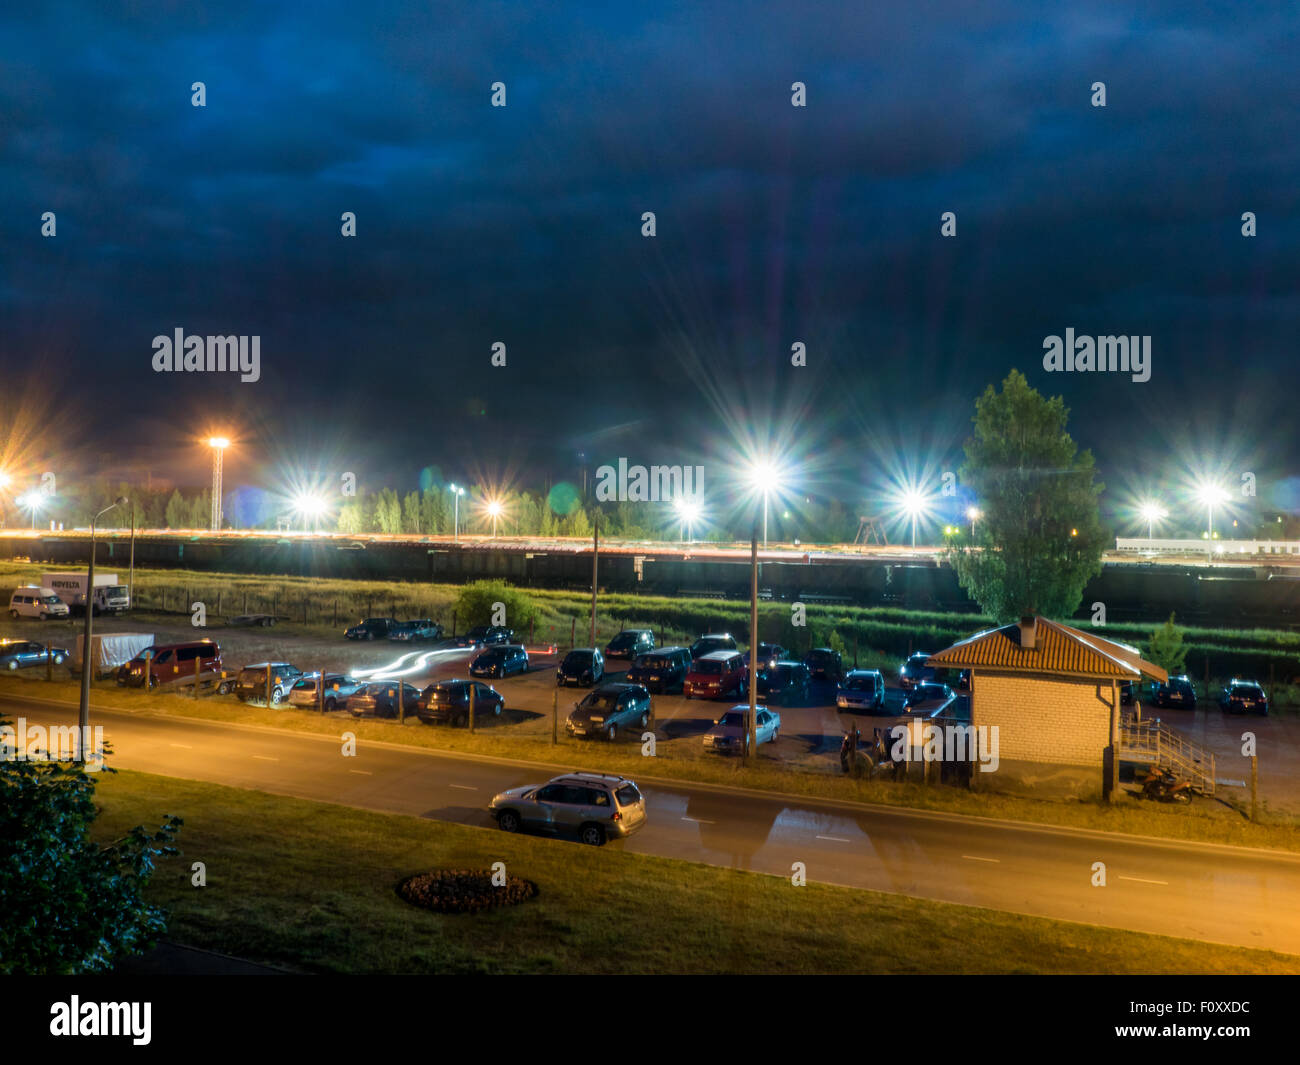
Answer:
[{"xmin": 3, "ymin": 2, "xmax": 1298, "ymax": 517}]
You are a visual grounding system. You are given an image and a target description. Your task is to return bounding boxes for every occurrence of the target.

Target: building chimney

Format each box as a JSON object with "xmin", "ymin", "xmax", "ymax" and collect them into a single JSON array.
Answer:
[{"xmin": 1018, "ymin": 615, "xmax": 1037, "ymax": 650}]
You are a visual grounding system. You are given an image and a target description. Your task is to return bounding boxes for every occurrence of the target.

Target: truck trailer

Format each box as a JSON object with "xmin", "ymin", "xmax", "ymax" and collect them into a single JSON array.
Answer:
[{"xmin": 42, "ymin": 572, "xmax": 130, "ymax": 615}]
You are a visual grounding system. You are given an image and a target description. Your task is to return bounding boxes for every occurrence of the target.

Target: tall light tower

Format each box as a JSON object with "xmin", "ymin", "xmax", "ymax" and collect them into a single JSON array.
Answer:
[
  {"xmin": 745, "ymin": 459, "xmax": 783, "ymax": 548},
  {"xmin": 487, "ymin": 499, "xmax": 503, "ymax": 538},
  {"xmin": 449, "ymin": 483, "xmax": 465, "ymax": 542},
  {"xmin": 1138, "ymin": 500, "xmax": 1166, "ymax": 542},
  {"xmin": 208, "ymin": 437, "xmax": 230, "ymax": 531}
]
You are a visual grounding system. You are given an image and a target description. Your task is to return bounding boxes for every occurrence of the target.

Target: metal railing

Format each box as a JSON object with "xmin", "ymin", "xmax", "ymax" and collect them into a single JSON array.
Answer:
[{"xmin": 1119, "ymin": 717, "xmax": 1216, "ymax": 795}]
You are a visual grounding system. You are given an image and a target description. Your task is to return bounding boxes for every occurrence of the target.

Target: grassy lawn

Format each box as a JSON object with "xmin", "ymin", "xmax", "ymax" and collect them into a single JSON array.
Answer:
[
  {"xmin": 8, "ymin": 673, "xmax": 1299, "ymax": 853},
  {"xmin": 92, "ymin": 769, "xmax": 1300, "ymax": 974}
]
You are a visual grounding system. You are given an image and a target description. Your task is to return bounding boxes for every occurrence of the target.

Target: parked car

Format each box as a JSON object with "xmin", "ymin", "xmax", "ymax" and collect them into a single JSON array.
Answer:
[
  {"xmin": 1120, "ymin": 681, "xmax": 1136, "ymax": 707},
  {"xmin": 903, "ymin": 681, "xmax": 956, "ymax": 715},
  {"xmin": 345, "ymin": 617, "xmax": 399, "ymax": 641},
  {"xmin": 456, "ymin": 625, "xmax": 515, "ymax": 649},
  {"xmin": 703, "ymin": 705, "xmax": 781, "ymax": 754},
  {"xmin": 566, "ymin": 683, "xmax": 653, "ymax": 741},
  {"xmin": 757, "ymin": 660, "xmax": 810, "ymax": 705},
  {"xmin": 898, "ymin": 652, "xmax": 935, "ymax": 691},
  {"xmin": 233, "ymin": 662, "xmax": 305, "ymax": 705},
  {"xmin": 744, "ymin": 642, "xmax": 788, "ymax": 671},
  {"xmin": 389, "ymin": 619, "xmax": 443, "ymax": 642},
  {"xmin": 288, "ymin": 672, "xmax": 364, "ymax": 711},
  {"xmin": 836, "ymin": 669, "xmax": 885, "ymax": 712},
  {"xmin": 346, "ymin": 681, "xmax": 422, "ymax": 719},
  {"xmin": 1219, "ymin": 679, "xmax": 1269, "ymax": 716},
  {"xmin": 117, "ymin": 641, "xmax": 223, "ymax": 691},
  {"xmin": 470, "ymin": 644, "xmax": 529, "ymax": 679},
  {"xmin": 804, "ymin": 647, "xmax": 844, "ymax": 682},
  {"xmin": 1154, "ymin": 674, "xmax": 1197, "ymax": 709},
  {"xmin": 488, "ymin": 772, "xmax": 647, "ymax": 846},
  {"xmin": 8, "ymin": 586, "xmax": 70, "ymax": 620},
  {"xmin": 604, "ymin": 629, "xmax": 655, "ymax": 660},
  {"xmin": 0, "ymin": 639, "xmax": 70, "ymax": 670},
  {"xmin": 689, "ymin": 633, "xmax": 738, "ymax": 660},
  {"xmin": 684, "ymin": 650, "xmax": 748, "ymax": 699},
  {"xmin": 415, "ymin": 679, "xmax": 505, "ymax": 725},
  {"xmin": 556, "ymin": 648, "xmax": 605, "ymax": 687},
  {"xmin": 626, "ymin": 646, "xmax": 692, "ymax": 692}
]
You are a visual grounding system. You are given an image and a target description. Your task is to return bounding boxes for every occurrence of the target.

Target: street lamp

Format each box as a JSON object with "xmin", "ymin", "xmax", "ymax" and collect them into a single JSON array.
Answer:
[
  {"xmin": 449, "ymin": 483, "xmax": 465, "ymax": 542},
  {"xmin": 207, "ymin": 437, "xmax": 230, "ymax": 532},
  {"xmin": 19, "ymin": 490, "xmax": 44, "ymax": 530},
  {"xmin": 1194, "ymin": 482, "xmax": 1230, "ymax": 543},
  {"xmin": 965, "ymin": 505, "xmax": 981, "ymax": 536},
  {"xmin": 293, "ymin": 492, "xmax": 328, "ymax": 532},
  {"xmin": 744, "ymin": 460, "xmax": 783, "ymax": 547},
  {"xmin": 1138, "ymin": 500, "xmax": 1167, "ymax": 541},
  {"xmin": 901, "ymin": 489, "xmax": 926, "ymax": 548},
  {"xmin": 487, "ymin": 499, "xmax": 503, "ymax": 538},
  {"xmin": 79, "ymin": 497, "xmax": 127, "ymax": 763},
  {"xmin": 674, "ymin": 496, "xmax": 701, "ymax": 542}
]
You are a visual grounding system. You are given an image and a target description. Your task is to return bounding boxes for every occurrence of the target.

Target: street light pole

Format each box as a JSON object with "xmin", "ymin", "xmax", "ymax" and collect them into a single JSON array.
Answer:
[
  {"xmin": 746, "ymin": 523, "xmax": 758, "ymax": 764},
  {"xmin": 79, "ymin": 498, "xmax": 126, "ymax": 762},
  {"xmin": 450, "ymin": 484, "xmax": 463, "ymax": 543},
  {"xmin": 208, "ymin": 437, "xmax": 229, "ymax": 532}
]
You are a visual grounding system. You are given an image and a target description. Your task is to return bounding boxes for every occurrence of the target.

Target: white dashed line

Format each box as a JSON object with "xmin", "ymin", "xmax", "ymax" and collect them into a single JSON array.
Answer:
[
  {"xmin": 961, "ymin": 855, "xmax": 1000, "ymax": 863},
  {"xmin": 1118, "ymin": 875, "xmax": 1168, "ymax": 886},
  {"xmin": 169, "ymin": 743, "xmax": 193, "ymax": 749},
  {"xmin": 448, "ymin": 784, "xmax": 477, "ymax": 791},
  {"xmin": 817, "ymin": 835, "xmax": 851, "ymax": 842},
  {"xmin": 251, "ymin": 755, "xmax": 279, "ymax": 762},
  {"xmin": 682, "ymin": 816, "xmax": 716, "ymax": 824},
  {"xmin": 349, "ymin": 770, "xmax": 372, "ymax": 776}
]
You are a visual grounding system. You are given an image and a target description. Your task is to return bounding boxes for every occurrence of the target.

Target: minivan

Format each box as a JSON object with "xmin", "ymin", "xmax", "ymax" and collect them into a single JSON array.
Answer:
[
  {"xmin": 117, "ymin": 640, "xmax": 223, "ymax": 690},
  {"xmin": 683, "ymin": 650, "xmax": 748, "ymax": 700},
  {"xmin": 626, "ymin": 646, "xmax": 692, "ymax": 692},
  {"xmin": 8, "ymin": 587, "xmax": 70, "ymax": 620}
]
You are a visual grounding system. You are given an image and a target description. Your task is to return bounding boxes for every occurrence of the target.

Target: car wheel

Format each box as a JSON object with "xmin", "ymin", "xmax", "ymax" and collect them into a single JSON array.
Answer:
[
  {"xmin": 580, "ymin": 823, "xmax": 606, "ymax": 847},
  {"xmin": 498, "ymin": 810, "xmax": 521, "ymax": 833},
  {"xmin": 638, "ymin": 710, "xmax": 649, "ymax": 728},
  {"xmin": 606, "ymin": 723, "xmax": 617, "ymax": 742},
  {"xmin": 8, "ymin": 610, "xmax": 17, "ymax": 619},
  {"xmin": 771, "ymin": 730, "xmax": 779, "ymax": 743},
  {"xmin": 271, "ymin": 688, "xmax": 284, "ymax": 705},
  {"xmin": 6, "ymin": 660, "xmax": 16, "ymax": 670},
  {"xmin": 54, "ymin": 654, "xmax": 65, "ymax": 665},
  {"xmin": 492, "ymin": 700, "xmax": 502, "ymax": 716},
  {"xmin": 325, "ymin": 697, "xmax": 336, "ymax": 712}
]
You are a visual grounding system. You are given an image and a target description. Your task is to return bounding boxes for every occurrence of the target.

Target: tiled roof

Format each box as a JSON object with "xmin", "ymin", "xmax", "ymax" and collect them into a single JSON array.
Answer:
[{"xmin": 927, "ymin": 616, "xmax": 1168, "ymax": 682}]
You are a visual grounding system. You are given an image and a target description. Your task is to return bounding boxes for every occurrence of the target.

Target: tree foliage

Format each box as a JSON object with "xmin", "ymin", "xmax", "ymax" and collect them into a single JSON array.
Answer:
[
  {"xmin": 945, "ymin": 370, "xmax": 1107, "ymax": 622},
  {"xmin": 1145, "ymin": 612, "xmax": 1188, "ymax": 676},
  {"xmin": 0, "ymin": 731, "xmax": 182, "ymax": 974},
  {"xmin": 453, "ymin": 580, "xmax": 538, "ymax": 631}
]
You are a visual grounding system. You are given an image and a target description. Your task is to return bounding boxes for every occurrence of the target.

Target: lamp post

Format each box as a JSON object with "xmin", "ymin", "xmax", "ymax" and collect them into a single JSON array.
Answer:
[
  {"xmin": 966, "ymin": 506, "xmax": 981, "ymax": 537},
  {"xmin": 0, "ymin": 470, "xmax": 10, "ymax": 528},
  {"xmin": 745, "ymin": 460, "xmax": 783, "ymax": 548},
  {"xmin": 79, "ymin": 497, "xmax": 127, "ymax": 762},
  {"xmin": 450, "ymin": 483, "xmax": 465, "ymax": 542},
  {"xmin": 207, "ymin": 437, "xmax": 230, "ymax": 532},
  {"xmin": 1139, "ymin": 501, "xmax": 1166, "ymax": 542},
  {"xmin": 488, "ymin": 500, "xmax": 503, "ymax": 538}
]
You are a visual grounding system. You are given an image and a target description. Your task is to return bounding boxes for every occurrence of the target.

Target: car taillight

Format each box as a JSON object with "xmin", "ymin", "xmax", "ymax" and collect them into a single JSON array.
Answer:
[{"xmin": 611, "ymin": 811, "xmax": 621, "ymax": 821}]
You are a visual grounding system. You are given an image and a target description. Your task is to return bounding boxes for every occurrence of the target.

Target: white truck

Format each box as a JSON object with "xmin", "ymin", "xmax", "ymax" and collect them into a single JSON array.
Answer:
[
  {"xmin": 42, "ymin": 572, "xmax": 130, "ymax": 615},
  {"xmin": 73, "ymin": 632, "xmax": 155, "ymax": 679}
]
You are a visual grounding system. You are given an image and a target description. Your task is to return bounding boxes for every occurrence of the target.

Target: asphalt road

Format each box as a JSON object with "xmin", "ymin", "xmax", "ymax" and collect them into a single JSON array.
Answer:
[{"xmin": 6, "ymin": 691, "xmax": 1299, "ymax": 956}]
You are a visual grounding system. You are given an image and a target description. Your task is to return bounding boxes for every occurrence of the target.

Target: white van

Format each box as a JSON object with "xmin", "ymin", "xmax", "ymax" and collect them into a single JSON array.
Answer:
[{"xmin": 8, "ymin": 586, "xmax": 71, "ymax": 620}]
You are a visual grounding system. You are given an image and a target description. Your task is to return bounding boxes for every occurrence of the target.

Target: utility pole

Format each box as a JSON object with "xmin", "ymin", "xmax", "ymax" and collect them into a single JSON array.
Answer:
[
  {"xmin": 746, "ymin": 524, "xmax": 758, "ymax": 764},
  {"xmin": 79, "ymin": 498, "xmax": 125, "ymax": 761},
  {"xmin": 128, "ymin": 499, "xmax": 136, "ymax": 610},
  {"xmin": 589, "ymin": 516, "xmax": 598, "ymax": 647}
]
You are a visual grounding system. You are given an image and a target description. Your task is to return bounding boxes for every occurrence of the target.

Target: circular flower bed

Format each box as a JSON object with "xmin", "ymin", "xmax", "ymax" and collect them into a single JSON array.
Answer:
[{"xmin": 396, "ymin": 869, "xmax": 538, "ymax": 914}]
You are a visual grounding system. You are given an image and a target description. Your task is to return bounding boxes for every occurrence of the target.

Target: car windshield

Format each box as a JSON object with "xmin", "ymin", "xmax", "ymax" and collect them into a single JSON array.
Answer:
[
  {"xmin": 1233, "ymin": 685, "xmax": 1263, "ymax": 696},
  {"xmin": 771, "ymin": 666, "xmax": 793, "ymax": 682},
  {"xmin": 634, "ymin": 654, "xmax": 664, "ymax": 668},
  {"xmin": 694, "ymin": 660, "xmax": 724, "ymax": 674},
  {"xmin": 610, "ymin": 633, "xmax": 636, "ymax": 647},
  {"xmin": 916, "ymin": 684, "xmax": 946, "ymax": 699},
  {"xmin": 563, "ymin": 652, "xmax": 592, "ymax": 667},
  {"xmin": 718, "ymin": 711, "xmax": 746, "ymax": 727},
  {"xmin": 580, "ymin": 693, "xmax": 619, "ymax": 712},
  {"xmin": 842, "ymin": 674, "xmax": 873, "ymax": 690},
  {"xmin": 41, "ymin": 596, "xmax": 61, "ymax": 604},
  {"xmin": 615, "ymin": 783, "xmax": 641, "ymax": 805}
]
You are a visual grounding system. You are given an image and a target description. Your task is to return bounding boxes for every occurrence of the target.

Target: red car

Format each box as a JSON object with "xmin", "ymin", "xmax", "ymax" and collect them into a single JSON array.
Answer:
[{"xmin": 683, "ymin": 651, "xmax": 748, "ymax": 700}]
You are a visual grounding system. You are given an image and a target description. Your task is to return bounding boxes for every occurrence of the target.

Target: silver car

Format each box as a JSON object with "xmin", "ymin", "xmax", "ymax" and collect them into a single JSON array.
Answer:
[
  {"xmin": 488, "ymin": 772, "xmax": 647, "ymax": 846},
  {"xmin": 288, "ymin": 672, "xmax": 364, "ymax": 711},
  {"xmin": 703, "ymin": 705, "xmax": 780, "ymax": 754}
]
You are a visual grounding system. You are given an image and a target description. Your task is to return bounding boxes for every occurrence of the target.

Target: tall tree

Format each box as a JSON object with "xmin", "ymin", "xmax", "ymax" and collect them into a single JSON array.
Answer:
[{"xmin": 945, "ymin": 369, "xmax": 1106, "ymax": 622}]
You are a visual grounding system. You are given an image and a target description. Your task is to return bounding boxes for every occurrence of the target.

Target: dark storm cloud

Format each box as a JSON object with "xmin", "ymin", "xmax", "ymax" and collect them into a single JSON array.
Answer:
[{"xmin": 0, "ymin": 1, "xmax": 1296, "ymax": 500}]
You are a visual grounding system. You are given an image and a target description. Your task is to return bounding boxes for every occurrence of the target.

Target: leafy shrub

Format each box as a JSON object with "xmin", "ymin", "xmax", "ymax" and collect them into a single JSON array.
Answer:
[{"xmin": 453, "ymin": 580, "xmax": 538, "ymax": 632}]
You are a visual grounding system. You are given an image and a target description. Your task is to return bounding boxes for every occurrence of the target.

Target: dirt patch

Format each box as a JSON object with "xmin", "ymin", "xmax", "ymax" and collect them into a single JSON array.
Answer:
[{"xmin": 396, "ymin": 869, "xmax": 538, "ymax": 914}]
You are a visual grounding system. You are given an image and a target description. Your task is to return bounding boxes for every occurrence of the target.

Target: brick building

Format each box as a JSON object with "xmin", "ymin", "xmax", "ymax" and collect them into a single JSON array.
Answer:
[{"xmin": 928, "ymin": 615, "xmax": 1167, "ymax": 798}]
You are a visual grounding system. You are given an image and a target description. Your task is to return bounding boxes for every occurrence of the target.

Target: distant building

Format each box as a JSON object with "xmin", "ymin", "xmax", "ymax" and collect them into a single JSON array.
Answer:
[{"xmin": 928, "ymin": 615, "xmax": 1167, "ymax": 798}]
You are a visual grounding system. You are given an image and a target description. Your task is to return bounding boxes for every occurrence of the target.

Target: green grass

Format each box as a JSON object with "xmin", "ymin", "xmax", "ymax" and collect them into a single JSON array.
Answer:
[
  {"xmin": 91, "ymin": 769, "xmax": 1300, "ymax": 974},
  {"xmin": 8, "ymin": 673, "xmax": 1298, "ymax": 852}
]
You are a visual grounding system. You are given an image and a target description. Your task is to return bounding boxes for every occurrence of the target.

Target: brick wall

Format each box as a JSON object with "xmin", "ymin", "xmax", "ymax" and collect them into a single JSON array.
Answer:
[{"xmin": 972, "ymin": 671, "xmax": 1117, "ymax": 767}]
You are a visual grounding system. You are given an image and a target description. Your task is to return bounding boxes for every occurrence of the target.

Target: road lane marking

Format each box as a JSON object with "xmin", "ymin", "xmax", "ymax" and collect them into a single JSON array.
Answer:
[
  {"xmin": 169, "ymin": 743, "xmax": 193, "ymax": 749},
  {"xmin": 961, "ymin": 855, "xmax": 1000, "ymax": 863},
  {"xmin": 349, "ymin": 770, "xmax": 373, "ymax": 776},
  {"xmin": 1118, "ymin": 875, "xmax": 1169, "ymax": 885},
  {"xmin": 449, "ymin": 784, "xmax": 477, "ymax": 791},
  {"xmin": 817, "ymin": 835, "xmax": 851, "ymax": 842},
  {"xmin": 682, "ymin": 816, "xmax": 716, "ymax": 824},
  {"xmin": 251, "ymin": 755, "xmax": 279, "ymax": 762}
]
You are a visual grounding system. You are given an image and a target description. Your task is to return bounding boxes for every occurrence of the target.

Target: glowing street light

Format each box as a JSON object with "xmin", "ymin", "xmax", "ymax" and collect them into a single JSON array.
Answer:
[
  {"xmin": 292, "ymin": 492, "xmax": 329, "ymax": 532},
  {"xmin": 449, "ymin": 483, "xmax": 466, "ymax": 543},
  {"xmin": 79, "ymin": 496, "xmax": 127, "ymax": 762},
  {"xmin": 1194, "ymin": 482, "xmax": 1231, "ymax": 542},
  {"xmin": 18, "ymin": 490, "xmax": 44, "ymax": 530},
  {"xmin": 1138, "ymin": 500, "xmax": 1167, "ymax": 541},
  {"xmin": 486, "ymin": 499, "xmax": 503, "ymax": 538},
  {"xmin": 207, "ymin": 437, "xmax": 230, "ymax": 532},
  {"xmin": 744, "ymin": 459, "xmax": 785, "ymax": 547},
  {"xmin": 901, "ymin": 488, "xmax": 927, "ymax": 548},
  {"xmin": 965, "ymin": 505, "xmax": 982, "ymax": 536},
  {"xmin": 673, "ymin": 496, "xmax": 702, "ymax": 542}
]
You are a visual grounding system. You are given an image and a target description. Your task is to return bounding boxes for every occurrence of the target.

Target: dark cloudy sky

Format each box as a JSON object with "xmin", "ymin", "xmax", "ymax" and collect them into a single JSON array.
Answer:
[{"xmin": 2, "ymin": 1, "xmax": 1297, "ymax": 517}]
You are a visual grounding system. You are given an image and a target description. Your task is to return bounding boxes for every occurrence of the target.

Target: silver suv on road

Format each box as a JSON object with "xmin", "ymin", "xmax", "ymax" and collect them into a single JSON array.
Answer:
[{"xmin": 488, "ymin": 772, "xmax": 647, "ymax": 846}]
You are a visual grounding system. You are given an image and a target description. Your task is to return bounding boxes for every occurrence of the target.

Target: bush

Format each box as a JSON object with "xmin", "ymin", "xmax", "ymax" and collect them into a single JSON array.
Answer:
[
  {"xmin": 397, "ymin": 869, "xmax": 538, "ymax": 913},
  {"xmin": 453, "ymin": 580, "xmax": 538, "ymax": 633}
]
